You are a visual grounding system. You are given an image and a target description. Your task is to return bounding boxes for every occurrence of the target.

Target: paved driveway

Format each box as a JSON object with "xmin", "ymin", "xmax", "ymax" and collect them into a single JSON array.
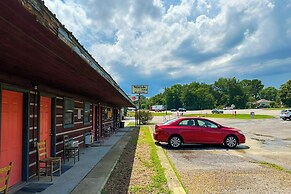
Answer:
[{"xmin": 153, "ymin": 112, "xmax": 291, "ymax": 193}]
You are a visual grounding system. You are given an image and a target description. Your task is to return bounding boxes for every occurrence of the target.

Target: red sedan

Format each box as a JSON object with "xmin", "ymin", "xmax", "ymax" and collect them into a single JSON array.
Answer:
[{"xmin": 153, "ymin": 117, "xmax": 245, "ymax": 148}]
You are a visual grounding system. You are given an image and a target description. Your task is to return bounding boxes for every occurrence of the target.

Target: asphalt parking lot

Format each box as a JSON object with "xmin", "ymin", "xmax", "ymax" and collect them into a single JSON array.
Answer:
[{"xmin": 153, "ymin": 109, "xmax": 291, "ymax": 193}]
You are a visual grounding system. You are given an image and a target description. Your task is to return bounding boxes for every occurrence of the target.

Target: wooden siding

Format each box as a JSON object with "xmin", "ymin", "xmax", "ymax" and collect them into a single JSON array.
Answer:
[
  {"xmin": 1, "ymin": 86, "xmax": 120, "ymax": 179},
  {"xmin": 28, "ymin": 91, "xmax": 38, "ymax": 178},
  {"xmin": 55, "ymin": 97, "xmax": 92, "ymax": 158},
  {"xmin": 28, "ymin": 94, "xmax": 93, "ymax": 178}
]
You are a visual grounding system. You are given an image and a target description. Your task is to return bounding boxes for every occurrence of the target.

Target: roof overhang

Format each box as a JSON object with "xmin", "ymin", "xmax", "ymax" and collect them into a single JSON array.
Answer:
[{"xmin": 0, "ymin": 0, "xmax": 134, "ymax": 107}]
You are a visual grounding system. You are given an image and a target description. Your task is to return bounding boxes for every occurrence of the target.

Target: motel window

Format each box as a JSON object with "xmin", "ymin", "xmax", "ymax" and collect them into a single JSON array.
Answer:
[
  {"xmin": 84, "ymin": 102, "xmax": 90, "ymax": 124},
  {"xmin": 63, "ymin": 98, "xmax": 74, "ymax": 128}
]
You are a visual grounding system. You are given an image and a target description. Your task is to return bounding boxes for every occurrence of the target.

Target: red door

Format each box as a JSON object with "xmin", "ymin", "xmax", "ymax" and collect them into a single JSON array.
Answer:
[
  {"xmin": 0, "ymin": 90, "xmax": 23, "ymax": 186},
  {"xmin": 39, "ymin": 96, "xmax": 51, "ymax": 156}
]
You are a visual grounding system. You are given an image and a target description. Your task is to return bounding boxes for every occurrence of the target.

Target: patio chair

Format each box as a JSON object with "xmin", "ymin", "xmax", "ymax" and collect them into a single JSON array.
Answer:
[
  {"xmin": 0, "ymin": 162, "xmax": 13, "ymax": 194},
  {"xmin": 37, "ymin": 140, "xmax": 62, "ymax": 181},
  {"xmin": 63, "ymin": 135, "xmax": 79, "ymax": 164}
]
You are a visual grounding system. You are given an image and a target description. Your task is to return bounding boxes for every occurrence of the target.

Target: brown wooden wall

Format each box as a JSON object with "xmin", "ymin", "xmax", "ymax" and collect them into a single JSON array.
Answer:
[
  {"xmin": 28, "ymin": 91, "xmax": 39, "ymax": 178},
  {"xmin": 1, "ymin": 85, "xmax": 121, "ymax": 179},
  {"xmin": 27, "ymin": 94, "xmax": 92, "ymax": 178},
  {"xmin": 55, "ymin": 96, "xmax": 92, "ymax": 157}
]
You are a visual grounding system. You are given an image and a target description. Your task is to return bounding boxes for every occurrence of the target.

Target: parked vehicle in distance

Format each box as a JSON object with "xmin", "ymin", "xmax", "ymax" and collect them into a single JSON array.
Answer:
[
  {"xmin": 280, "ymin": 109, "xmax": 291, "ymax": 120},
  {"xmin": 170, "ymin": 109, "xmax": 177, "ymax": 112},
  {"xmin": 153, "ymin": 117, "xmax": 245, "ymax": 148},
  {"xmin": 178, "ymin": 108, "xmax": 186, "ymax": 112},
  {"xmin": 224, "ymin": 104, "xmax": 235, "ymax": 110},
  {"xmin": 212, "ymin": 109, "xmax": 224, "ymax": 114},
  {"xmin": 150, "ymin": 105, "xmax": 166, "ymax": 112}
]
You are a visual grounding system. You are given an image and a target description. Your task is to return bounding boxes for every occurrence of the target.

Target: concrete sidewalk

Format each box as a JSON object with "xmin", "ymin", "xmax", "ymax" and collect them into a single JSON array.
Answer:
[
  {"xmin": 12, "ymin": 122, "xmax": 185, "ymax": 194},
  {"xmin": 70, "ymin": 129, "xmax": 132, "ymax": 194},
  {"xmin": 45, "ymin": 128, "xmax": 132, "ymax": 194}
]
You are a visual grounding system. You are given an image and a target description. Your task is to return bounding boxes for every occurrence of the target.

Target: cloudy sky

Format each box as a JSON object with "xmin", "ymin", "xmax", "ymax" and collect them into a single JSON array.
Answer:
[{"xmin": 44, "ymin": 0, "xmax": 291, "ymax": 97}]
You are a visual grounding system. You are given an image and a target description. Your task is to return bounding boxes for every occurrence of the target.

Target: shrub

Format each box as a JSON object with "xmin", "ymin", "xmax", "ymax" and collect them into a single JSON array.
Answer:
[{"xmin": 136, "ymin": 110, "xmax": 153, "ymax": 124}]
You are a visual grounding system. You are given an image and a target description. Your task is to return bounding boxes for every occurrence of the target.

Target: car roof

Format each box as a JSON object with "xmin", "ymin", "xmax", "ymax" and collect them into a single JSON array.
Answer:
[
  {"xmin": 162, "ymin": 117, "xmax": 220, "ymax": 126},
  {"xmin": 177, "ymin": 117, "xmax": 209, "ymax": 120}
]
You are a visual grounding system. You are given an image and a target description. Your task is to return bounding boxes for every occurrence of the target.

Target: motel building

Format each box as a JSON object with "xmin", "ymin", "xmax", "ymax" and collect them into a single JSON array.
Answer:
[{"xmin": 0, "ymin": 0, "xmax": 134, "ymax": 189}]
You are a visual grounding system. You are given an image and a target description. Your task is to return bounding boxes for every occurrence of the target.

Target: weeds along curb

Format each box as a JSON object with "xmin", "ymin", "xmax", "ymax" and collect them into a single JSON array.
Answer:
[
  {"xmin": 254, "ymin": 161, "xmax": 291, "ymax": 174},
  {"xmin": 148, "ymin": 125, "xmax": 187, "ymax": 194},
  {"xmin": 162, "ymin": 148, "xmax": 188, "ymax": 193}
]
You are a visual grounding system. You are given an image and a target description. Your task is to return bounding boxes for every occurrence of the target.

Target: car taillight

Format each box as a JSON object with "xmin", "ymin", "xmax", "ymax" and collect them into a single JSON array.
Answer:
[{"xmin": 155, "ymin": 126, "xmax": 162, "ymax": 133}]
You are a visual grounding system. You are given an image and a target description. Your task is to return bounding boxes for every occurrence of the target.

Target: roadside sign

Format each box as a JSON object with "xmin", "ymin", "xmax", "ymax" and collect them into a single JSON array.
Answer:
[{"xmin": 132, "ymin": 85, "xmax": 148, "ymax": 94}]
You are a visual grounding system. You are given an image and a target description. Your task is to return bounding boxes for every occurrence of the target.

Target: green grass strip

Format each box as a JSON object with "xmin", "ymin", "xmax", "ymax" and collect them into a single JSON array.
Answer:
[
  {"xmin": 127, "ymin": 111, "xmax": 174, "ymax": 117},
  {"xmin": 184, "ymin": 113, "xmax": 274, "ymax": 119},
  {"xmin": 126, "ymin": 111, "xmax": 136, "ymax": 117},
  {"xmin": 151, "ymin": 112, "xmax": 172, "ymax": 116},
  {"xmin": 142, "ymin": 126, "xmax": 171, "ymax": 193},
  {"xmin": 257, "ymin": 161, "xmax": 291, "ymax": 174},
  {"xmin": 126, "ymin": 122, "xmax": 136, "ymax": 127},
  {"xmin": 265, "ymin": 108, "xmax": 288, "ymax": 110}
]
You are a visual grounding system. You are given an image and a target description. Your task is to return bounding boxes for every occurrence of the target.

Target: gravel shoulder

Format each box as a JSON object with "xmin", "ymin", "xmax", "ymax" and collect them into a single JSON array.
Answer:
[
  {"xmin": 103, "ymin": 112, "xmax": 291, "ymax": 193},
  {"xmin": 165, "ymin": 146, "xmax": 291, "ymax": 194},
  {"xmin": 162, "ymin": 115, "xmax": 291, "ymax": 194}
]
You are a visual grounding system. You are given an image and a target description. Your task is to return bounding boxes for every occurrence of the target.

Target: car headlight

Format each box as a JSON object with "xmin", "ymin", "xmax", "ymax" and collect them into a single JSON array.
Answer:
[{"xmin": 238, "ymin": 130, "xmax": 244, "ymax": 135}]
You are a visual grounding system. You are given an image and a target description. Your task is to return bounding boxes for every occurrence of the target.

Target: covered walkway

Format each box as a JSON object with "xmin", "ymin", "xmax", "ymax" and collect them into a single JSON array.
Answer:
[{"xmin": 11, "ymin": 126, "xmax": 133, "ymax": 194}]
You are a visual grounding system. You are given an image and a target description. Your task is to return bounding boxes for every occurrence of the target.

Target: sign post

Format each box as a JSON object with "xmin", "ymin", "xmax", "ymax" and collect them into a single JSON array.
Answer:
[{"xmin": 132, "ymin": 85, "xmax": 148, "ymax": 125}]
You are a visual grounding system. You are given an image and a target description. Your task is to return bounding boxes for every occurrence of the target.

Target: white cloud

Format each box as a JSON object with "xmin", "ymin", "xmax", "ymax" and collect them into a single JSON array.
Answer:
[
  {"xmin": 44, "ymin": 0, "xmax": 291, "ymax": 95},
  {"xmin": 44, "ymin": 0, "xmax": 91, "ymax": 38}
]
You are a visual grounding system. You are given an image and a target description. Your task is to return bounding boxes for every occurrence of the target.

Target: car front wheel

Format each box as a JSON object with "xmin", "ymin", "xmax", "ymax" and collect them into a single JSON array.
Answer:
[
  {"xmin": 224, "ymin": 135, "xmax": 238, "ymax": 148},
  {"xmin": 169, "ymin": 136, "xmax": 182, "ymax": 148}
]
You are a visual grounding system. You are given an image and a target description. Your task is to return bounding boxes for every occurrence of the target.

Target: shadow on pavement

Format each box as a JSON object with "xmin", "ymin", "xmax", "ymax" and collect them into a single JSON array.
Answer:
[{"xmin": 155, "ymin": 142, "xmax": 250, "ymax": 151}]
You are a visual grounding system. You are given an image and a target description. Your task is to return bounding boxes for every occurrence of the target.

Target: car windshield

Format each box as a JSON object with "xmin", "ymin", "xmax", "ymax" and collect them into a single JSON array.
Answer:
[
  {"xmin": 197, "ymin": 119, "xmax": 218, "ymax": 128},
  {"xmin": 163, "ymin": 118, "xmax": 179, "ymax": 125}
]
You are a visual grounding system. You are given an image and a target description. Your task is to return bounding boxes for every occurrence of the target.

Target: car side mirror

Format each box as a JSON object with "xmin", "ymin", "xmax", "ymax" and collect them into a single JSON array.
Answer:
[{"xmin": 217, "ymin": 124, "xmax": 222, "ymax": 128}]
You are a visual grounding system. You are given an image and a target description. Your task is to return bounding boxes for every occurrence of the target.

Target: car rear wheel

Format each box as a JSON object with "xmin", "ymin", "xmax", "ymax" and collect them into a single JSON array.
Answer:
[
  {"xmin": 224, "ymin": 135, "xmax": 238, "ymax": 148},
  {"xmin": 169, "ymin": 136, "xmax": 182, "ymax": 148}
]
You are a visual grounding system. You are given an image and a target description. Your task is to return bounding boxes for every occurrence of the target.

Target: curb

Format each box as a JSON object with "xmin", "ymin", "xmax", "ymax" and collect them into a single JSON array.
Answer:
[
  {"xmin": 70, "ymin": 128, "xmax": 132, "ymax": 194},
  {"xmin": 149, "ymin": 126, "xmax": 187, "ymax": 194},
  {"xmin": 97, "ymin": 158, "xmax": 119, "ymax": 194}
]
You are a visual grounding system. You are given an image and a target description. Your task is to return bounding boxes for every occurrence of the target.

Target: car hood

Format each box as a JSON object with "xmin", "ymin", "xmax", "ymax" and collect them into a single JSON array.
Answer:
[{"xmin": 221, "ymin": 126, "xmax": 239, "ymax": 132}]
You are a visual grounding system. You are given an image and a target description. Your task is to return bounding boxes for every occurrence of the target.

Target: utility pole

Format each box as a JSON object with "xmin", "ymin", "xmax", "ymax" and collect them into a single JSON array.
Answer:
[
  {"xmin": 131, "ymin": 85, "xmax": 148, "ymax": 125},
  {"xmin": 165, "ymin": 87, "xmax": 168, "ymax": 120},
  {"xmin": 138, "ymin": 93, "xmax": 141, "ymax": 125}
]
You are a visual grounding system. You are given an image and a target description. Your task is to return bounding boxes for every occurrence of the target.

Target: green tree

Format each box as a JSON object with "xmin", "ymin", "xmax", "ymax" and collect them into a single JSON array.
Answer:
[
  {"xmin": 213, "ymin": 77, "xmax": 248, "ymax": 108},
  {"xmin": 279, "ymin": 80, "xmax": 291, "ymax": 107},
  {"xmin": 147, "ymin": 93, "xmax": 165, "ymax": 108},
  {"xmin": 181, "ymin": 82, "xmax": 215, "ymax": 110},
  {"xmin": 212, "ymin": 78, "xmax": 229, "ymax": 106},
  {"xmin": 133, "ymin": 95, "xmax": 148, "ymax": 109},
  {"xmin": 259, "ymin": 87, "xmax": 278, "ymax": 101},
  {"xmin": 165, "ymin": 84, "xmax": 183, "ymax": 109},
  {"xmin": 181, "ymin": 82, "xmax": 199, "ymax": 110},
  {"xmin": 240, "ymin": 79, "xmax": 264, "ymax": 100}
]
